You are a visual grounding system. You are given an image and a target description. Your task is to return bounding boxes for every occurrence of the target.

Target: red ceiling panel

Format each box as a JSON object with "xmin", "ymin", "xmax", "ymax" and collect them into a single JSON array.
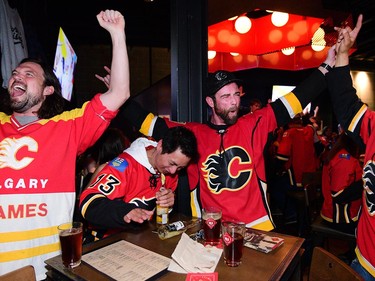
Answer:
[{"xmin": 208, "ymin": 12, "xmax": 356, "ymax": 72}]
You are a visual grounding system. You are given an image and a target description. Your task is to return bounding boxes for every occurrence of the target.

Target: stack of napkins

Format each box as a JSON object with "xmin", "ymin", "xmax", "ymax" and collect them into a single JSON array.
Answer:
[{"xmin": 168, "ymin": 233, "xmax": 223, "ymax": 273}]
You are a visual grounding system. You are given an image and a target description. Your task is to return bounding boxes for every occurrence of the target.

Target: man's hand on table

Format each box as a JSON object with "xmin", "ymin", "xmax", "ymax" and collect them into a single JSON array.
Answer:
[{"xmin": 124, "ymin": 209, "xmax": 154, "ymax": 223}]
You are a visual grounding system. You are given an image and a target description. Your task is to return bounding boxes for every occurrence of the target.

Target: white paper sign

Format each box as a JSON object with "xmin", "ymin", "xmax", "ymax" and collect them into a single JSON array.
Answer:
[{"xmin": 53, "ymin": 28, "xmax": 77, "ymax": 101}]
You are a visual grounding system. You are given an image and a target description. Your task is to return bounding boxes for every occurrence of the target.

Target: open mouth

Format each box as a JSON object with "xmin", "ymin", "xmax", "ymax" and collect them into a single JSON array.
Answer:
[
  {"xmin": 11, "ymin": 83, "xmax": 26, "ymax": 97},
  {"xmin": 228, "ymin": 108, "xmax": 238, "ymax": 115}
]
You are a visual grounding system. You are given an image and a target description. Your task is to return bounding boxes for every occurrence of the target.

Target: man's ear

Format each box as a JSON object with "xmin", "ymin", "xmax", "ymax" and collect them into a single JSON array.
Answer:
[
  {"xmin": 157, "ymin": 139, "xmax": 163, "ymax": 150},
  {"xmin": 43, "ymin": 86, "xmax": 54, "ymax": 96},
  {"xmin": 206, "ymin": 96, "xmax": 214, "ymax": 108}
]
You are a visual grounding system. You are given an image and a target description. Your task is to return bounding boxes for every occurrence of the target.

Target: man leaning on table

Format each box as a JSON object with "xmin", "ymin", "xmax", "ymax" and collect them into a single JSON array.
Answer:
[{"xmin": 79, "ymin": 126, "xmax": 198, "ymax": 242}]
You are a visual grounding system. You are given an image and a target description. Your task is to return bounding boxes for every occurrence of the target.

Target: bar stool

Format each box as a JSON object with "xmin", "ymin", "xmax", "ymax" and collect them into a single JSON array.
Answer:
[
  {"xmin": 0, "ymin": 265, "xmax": 36, "ymax": 281},
  {"xmin": 309, "ymin": 247, "xmax": 363, "ymax": 281},
  {"xmin": 286, "ymin": 171, "xmax": 322, "ymax": 237}
]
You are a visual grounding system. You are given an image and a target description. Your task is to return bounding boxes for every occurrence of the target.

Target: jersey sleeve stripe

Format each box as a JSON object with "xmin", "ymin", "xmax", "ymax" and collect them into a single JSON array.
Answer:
[
  {"xmin": 81, "ymin": 194, "xmax": 106, "ymax": 218},
  {"xmin": 140, "ymin": 113, "xmax": 157, "ymax": 136},
  {"xmin": 348, "ymin": 104, "xmax": 367, "ymax": 133},
  {"xmin": 279, "ymin": 93, "xmax": 303, "ymax": 118}
]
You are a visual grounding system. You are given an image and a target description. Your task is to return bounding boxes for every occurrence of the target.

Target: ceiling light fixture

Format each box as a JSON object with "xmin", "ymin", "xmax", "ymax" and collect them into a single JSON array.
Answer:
[
  {"xmin": 312, "ymin": 27, "xmax": 325, "ymax": 42},
  {"xmin": 311, "ymin": 27, "xmax": 326, "ymax": 51},
  {"xmin": 230, "ymin": 52, "xmax": 239, "ymax": 56},
  {"xmin": 311, "ymin": 40, "xmax": 326, "ymax": 52},
  {"xmin": 234, "ymin": 16, "xmax": 252, "ymax": 34},
  {"xmin": 271, "ymin": 12, "xmax": 289, "ymax": 27},
  {"xmin": 208, "ymin": 50, "xmax": 217, "ymax": 59},
  {"xmin": 281, "ymin": 47, "xmax": 295, "ymax": 55}
]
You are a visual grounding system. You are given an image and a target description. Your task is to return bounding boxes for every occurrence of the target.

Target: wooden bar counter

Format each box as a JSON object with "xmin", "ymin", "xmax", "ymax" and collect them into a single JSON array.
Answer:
[{"xmin": 46, "ymin": 215, "xmax": 304, "ymax": 281}]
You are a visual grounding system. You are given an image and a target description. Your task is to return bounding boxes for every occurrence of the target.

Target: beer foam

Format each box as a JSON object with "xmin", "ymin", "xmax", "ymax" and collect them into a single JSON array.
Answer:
[
  {"xmin": 202, "ymin": 213, "xmax": 221, "ymax": 220},
  {"xmin": 60, "ymin": 229, "xmax": 82, "ymax": 236}
]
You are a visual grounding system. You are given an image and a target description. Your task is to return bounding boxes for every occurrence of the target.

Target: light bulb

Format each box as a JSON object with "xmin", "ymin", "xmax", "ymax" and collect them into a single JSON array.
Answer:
[
  {"xmin": 312, "ymin": 27, "xmax": 325, "ymax": 42},
  {"xmin": 281, "ymin": 47, "xmax": 295, "ymax": 55},
  {"xmin": 208, "ymin": 50, "xmax": 217, "ymax": 59},
  {"xmin": 234, "ymin": 16, "xmax": 252, "ymax": 34},
  {"xmin": 311, "ymin": 40, "xmax": 326, "ymax": 52},
  {"xmin": 271, "ymin": 12, "xmax": 289, "ymax": 27}
]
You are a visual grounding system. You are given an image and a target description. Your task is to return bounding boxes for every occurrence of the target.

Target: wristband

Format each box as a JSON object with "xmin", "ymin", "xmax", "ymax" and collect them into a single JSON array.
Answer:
[{"xmin": 320, "ymin": 63, "xmax": 332, "ymax": 71}]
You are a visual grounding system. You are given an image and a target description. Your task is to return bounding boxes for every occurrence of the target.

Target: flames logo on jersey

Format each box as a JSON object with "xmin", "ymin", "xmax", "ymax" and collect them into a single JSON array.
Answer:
[
  {"xmin": 363, "ymin": 161, "xmax": 375, "ymax": 215},
  {"xmin": 130, "ymin": 196, "xmax": 156, "ymax": 211},
  {"xmin": 0, "ymin": 137, "xmax": 37, "ymax": 169},
  {"xmin": 202, "ymin": 146, "xmax": 252, "ymax": 194}
]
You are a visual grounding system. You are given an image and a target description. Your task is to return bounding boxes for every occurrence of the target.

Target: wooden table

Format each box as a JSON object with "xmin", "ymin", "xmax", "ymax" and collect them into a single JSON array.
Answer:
[{"xmin": 46, "ymin": 215, "xmax": 304, "ymax": 281}]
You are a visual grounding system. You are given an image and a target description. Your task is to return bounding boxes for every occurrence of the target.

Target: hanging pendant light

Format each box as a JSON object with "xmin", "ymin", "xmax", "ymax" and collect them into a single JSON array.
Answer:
[
  {"xmin": 208, "ymin": 50, "xmax": 217, "ymax": 59},
  {"xmin": 271, "ymin": 12, "xmax": 289, "ymax": 27},
  {"xmin": 281, "ymin": 47, "xmax": 295, "ymax": 55},
  {"xmin": 311, "ymin": 41, "xmax": 326, "ymax": 52},
  {"xmin": 311, "ymin": 27, "xmax": 326, "ymax": 51},
  {"xmin": 234, "ymin": 16, "xmax": 252, "ymax": 34}
]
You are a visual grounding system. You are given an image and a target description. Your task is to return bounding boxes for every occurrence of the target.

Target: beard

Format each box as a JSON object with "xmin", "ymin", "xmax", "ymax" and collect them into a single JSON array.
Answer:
[
  {"xmin": 10, "ymin": 92, "xmax": 43, "ymax": 113},
  {"xmin": 214, "ymin": 103, "xmax": 239, "ymax": 125}
]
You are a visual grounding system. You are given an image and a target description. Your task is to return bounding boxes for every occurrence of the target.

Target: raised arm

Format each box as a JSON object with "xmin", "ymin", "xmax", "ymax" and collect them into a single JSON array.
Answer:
[
  {"xmin": 96, "ymin": 10, "xmax": 130, "ymax": 111},
  {"xmin": 335, "ymin": 14, "xmax": 363, "ymax": 67},
  {"xmin": 325, "ymin": 15, "xmax": 365, "ymax": 146}
]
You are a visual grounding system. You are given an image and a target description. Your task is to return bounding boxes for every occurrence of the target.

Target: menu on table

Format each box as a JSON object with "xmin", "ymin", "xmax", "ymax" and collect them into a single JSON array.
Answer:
[{"xmin": 82, "ymin": 240, "xmax": 171, "ymax": 281}]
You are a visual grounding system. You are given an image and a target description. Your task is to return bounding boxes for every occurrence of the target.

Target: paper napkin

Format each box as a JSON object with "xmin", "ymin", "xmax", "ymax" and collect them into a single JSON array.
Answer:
[{"xmin": 168, "ymin": 233, "xmax": 223, "ymax": 273}]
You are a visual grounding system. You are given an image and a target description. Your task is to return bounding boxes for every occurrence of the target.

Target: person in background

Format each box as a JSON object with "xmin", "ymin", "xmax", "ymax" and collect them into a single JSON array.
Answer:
[
  {"xmin": 271, "ymin": 114, "xmax": 319, "ymax": 230},
  {"xmin": 79, "ymin": 126, "xmax": 198, "ymax": 243},
  {"xmin": 318, "ymin": 126, "xmax": 336, "ymax": 163},
  {"xmin": 326, "ymin": 14, "xmax": 375, "ymax": 280},
  {"xmin": 78, "ymin": 127, "xmax": 130, "ymax": 190},
  {"xmin": 320, "ymin": 131, "xmax": 362, "ymax": 261},
  {"xmin": 249, "ymin": 98, "xmax": 262, "ymax": 113},
  {"xmin": 276, "ymin": 113, "xmax": 319, "ymax": 188},
  {"xmin": 0, "ymin": 9, "xmax": 129, "ymax": 280}
]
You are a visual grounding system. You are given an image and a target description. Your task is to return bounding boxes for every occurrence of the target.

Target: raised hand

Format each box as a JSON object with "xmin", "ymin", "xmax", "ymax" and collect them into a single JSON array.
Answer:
[
  {"xmin": 95, "ymin": 66, "xmax": 111, "ymax": 89},
  {"xmin": 96, "ymin": 9, "xmax": 129, "ymax": 111},
  {"xmin": 334, "ymin": 14, "xmax": 363, "ymax": 67},
  {"xmin": 96, "ymin": 10, "xmax": 125, "ymax": 34}
]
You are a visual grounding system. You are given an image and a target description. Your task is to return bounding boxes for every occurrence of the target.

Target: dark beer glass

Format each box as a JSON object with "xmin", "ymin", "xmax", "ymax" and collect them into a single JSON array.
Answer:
[
  {"xmin": 222, "ymin": 221, "xmax": 246, "ymax": 267},
  {"xmin": 202, "ymin": 207, "xmax": 222, "ymax": 245},
  {"xmin": 58, "ymin": 222, "xmax": 83, "ymax": 268}
]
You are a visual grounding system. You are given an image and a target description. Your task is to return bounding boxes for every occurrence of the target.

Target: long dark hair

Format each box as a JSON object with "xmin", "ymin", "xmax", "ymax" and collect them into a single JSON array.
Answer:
[
  {"xmin": 19, "ymin": 58, "xmax": 67, "ymax": 119},
  {"xmin": 94, "ymin": 128, "xmax": 128, "ymax": 164}
]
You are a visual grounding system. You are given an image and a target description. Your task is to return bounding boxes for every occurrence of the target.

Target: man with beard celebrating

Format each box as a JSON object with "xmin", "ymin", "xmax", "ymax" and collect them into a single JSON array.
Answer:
[{"xmin": 0, "ymin": 9, "xmax": 129, "ymax": 280}]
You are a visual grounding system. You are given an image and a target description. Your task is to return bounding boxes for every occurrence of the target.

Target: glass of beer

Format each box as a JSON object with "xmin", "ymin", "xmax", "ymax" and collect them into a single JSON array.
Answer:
[
  {"xmin": 58, "ymin": 222, "xmax": 83, "ymax": 268},
  {"xmin": 222, "ymin": 221, "xmax": 246, "ymax": 267},
  {"xmin": 202, "ymin": 206, "xmax": 222, "ymax": 245}
]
